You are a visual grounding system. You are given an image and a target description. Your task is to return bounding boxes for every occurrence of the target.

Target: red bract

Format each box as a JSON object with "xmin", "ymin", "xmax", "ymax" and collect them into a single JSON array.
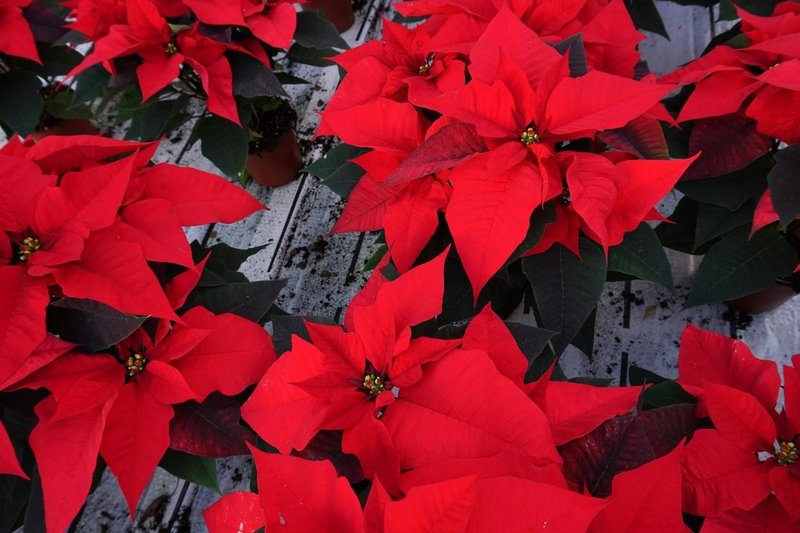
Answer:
[
  {"xmin": 182, "ymin": 0, "xmax": 298, "ymax": 49},
  {"xmin": 242, "ymin": 250, "xmax": 457, "ymax": 491},
  {"xmin": 664, "ymin": 2, "xmax": 800, "ymax": 143},
  {"xmin": 0, "ymin": 0, "xmax": 40, "ymax": 62},
  {"xmin": 67, "ymin": 0, "xmax": 271, "ymax": 124},
  {"xmin": 677, "ymin": 326, "xmax": 800, "ymax": 526},
  {"xmin": 396, "ymin": 0, "xmax": 643, "ymax": 77},
  {"xmin": 18, "ymin": 301, "xmax": 275, "ymax": 531}
]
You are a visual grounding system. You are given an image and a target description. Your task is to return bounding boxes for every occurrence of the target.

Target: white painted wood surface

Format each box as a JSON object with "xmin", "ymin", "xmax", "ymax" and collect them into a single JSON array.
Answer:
[{"xmin": 44, "ymin": 1, "xmax": 800, "ymax": 530}]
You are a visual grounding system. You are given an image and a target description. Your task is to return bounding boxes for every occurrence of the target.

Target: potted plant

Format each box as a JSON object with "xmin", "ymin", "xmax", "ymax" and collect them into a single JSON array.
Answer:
[
  {"xmin": 246, "ymin": 96, "xmax": 303, "ymax": 187},
  {"xmin": 62, "ymin": 0, "xmax": 348, "ymax": 185},
  {"xmin": 655, "ymin": 1, "xmax": 800, "ymax": 313},
  {"xmin": 309, "ymin": 3, "xmax": 696, "ymax": 372}
]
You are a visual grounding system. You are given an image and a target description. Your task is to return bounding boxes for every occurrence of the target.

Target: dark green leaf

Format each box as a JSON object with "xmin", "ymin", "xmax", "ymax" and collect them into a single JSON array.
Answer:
[
  {"xmin": 694, "ymin": 201, "xmax": 754, "ymax": 250},
  {"xmin": 767, "ymin": 145, "xmax": 800, "ymax": 226},
  {"xmin": 570, "ymin": 307, "xmax": 597, "ymax": 360},
  {"xmin": 655, "ymin": 196, "xmax": 701, "ymax": 254},
  {"xmin": 195, "ymin": 116, "xmax": 249, "ymax": 179},
  {"xmin": 230, "ymin": 54, "xmax": 289, "ymax": 99},
  {"xmin": 554, "ymin": 34, "xmax": 588, "ymax": 77},
  {"xmin": 526, "ymin": 345, "xmax": 559, "ymax": 383},
  {"xmin": 46, "ymin": 298, "xmax": 146, "ymax": 353},
  {"xmin": 609, "ymin": 223, "xmax": 675, "ymax": 293},
  {"xmin": 506, "ymin": 322, "xmax": 558, "ymax": 365},
  {"xmin": 522, "ymin": 237, "xmax": 607, "ymax": 355},
  {"xmin": 687, "ymin": 226, "xmax": 799, "ymax": 306},
  {"xmin": 0, "ymin": 71, "xmax": 43, "ymax": 136},
  {"xmin": 125, "ymin": 96, "xmax": 190, "ymax": 141},
  {"xmin": 72, "ymin": 65, "xmax": 110, "ymax": 104},
  {"xmin": 274, "ymin": 72, "xmax": 310, "ymax": 85},
  {"xmin": 677, "ymin": 154, "xmax": 770, "ymax": 211},
  {"xmin": 22, "ymin": 468, "xmax": 44, "ymax": 533},
  {"xmin": 160, "ymin": 450, "xmax": 220, "ymax": 493},
  {"xmin": 286, "ymin": 43, "xmax": 337, "ymax": 67},
  {"xmin": 182, "ymin": 279, "xmax": 287, "ymax": 322},
  {"xmin": 294, "ymin": 11, "xmax": 349, "ymax": 50},
  {"xmin": 303, "ymin": 143, "xmax": 368, "ymax": 198},
  {"xmin": 718, "ymin": 0, "xmax": 738, "ymax": 20},
  {"xmin": 729, "ymin": 0, "xmax": 781, "ymax": 15},
  {"xmin": 30, "ymin": 46, "xmax": 83, "ymax": 77},
  {"xmin": 198, "ymin": 242, "xmax": 268, "ymax": 275},
  {"xmin": 0, "ymin": 410, "xmax": 33, "ymax": 533},
  {"xmin": 361, "ymin": 244, "xmax": 388, "ymax": 272},
  {"xmin": 626, "ymin": 0, "xmax": 669, "ymax": 39},
  {"xmin": 642, "ymin": 381, "xmax": 696, "ymax": 409},
  {"xmin": 271, "ymin": 314, "xmax": 311, "ymax": 355},
  {"xmin": 628, "ymin": 365, "xmax": 669, "ymax": 385},
  {"xmin": 43, "ymin": 90, "xmax": 92, "ymax": 120}
]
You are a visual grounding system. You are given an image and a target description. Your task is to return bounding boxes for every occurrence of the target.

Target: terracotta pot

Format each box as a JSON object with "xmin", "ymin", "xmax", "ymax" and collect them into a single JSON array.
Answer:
[
  {"xmin": 302, "ymin": 0, "xmax": 355, "ymax": 33},
  {"xmin": 31, "ymin": 118, "xmax": 98, "ymax": 141},
  {"xmin": 246, "ymin": 130, "xmax": 303, "ymax": 188},
  {"xmin": 725, "ymin": 282, "xmax": 799, "ymax": 314}
]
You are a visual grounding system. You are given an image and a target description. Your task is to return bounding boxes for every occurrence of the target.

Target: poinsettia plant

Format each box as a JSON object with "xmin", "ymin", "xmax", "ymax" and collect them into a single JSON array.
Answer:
[
  {"xmin": 0, "ymin": 133, "xmax": 289, "ymax": 530},
  {"xmin": 61, "ymin": 0, "xmax": 349, "ymax": 182},
  {"xmin": 209, "ymin": 252, "xmax": 800, "ymax": 532},
  {"xmin": 653, "ymin": 0, "xmax": 800, "ymax": 310},
  {"xmin": 0, "ymin": 0, "xmax": 100, "ymax": 138},
  {"xmin": 308, "ymin": 0, "xmax": 702, "ymax": 365}
]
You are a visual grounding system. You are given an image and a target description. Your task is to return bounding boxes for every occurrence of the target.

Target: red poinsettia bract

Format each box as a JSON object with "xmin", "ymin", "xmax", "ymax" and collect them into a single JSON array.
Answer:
[
  {"xmin": 0, "ymin": 0, "xmax": 40, "ymax": 62},
  {"xmin": 678, "ymin": 324, "xmax": 800, "ymax": 527},
  {"xmin": 16, "ymin": 264, "xmax": 276, "ymax": 532}
]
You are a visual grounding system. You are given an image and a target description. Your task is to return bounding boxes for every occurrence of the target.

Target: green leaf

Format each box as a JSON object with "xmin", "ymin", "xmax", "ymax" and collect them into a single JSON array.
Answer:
[
  {"xmin": 718, "ymin": 0, "xmax": 738, "ymax": 20},
  {"xmin": 609, "ymin": 223, "xmax": 675, "ymax": 293},
  {"xmin": 570, "ymin": 308, "xmax": 597, "ymax": 360},
  {"xmin": 625, "ymin": 0, "xmax": 669, "ymax": 39},
  {"xmin": 230, "ymin": 54, "xmax": 289, "ymax": 99},
  {"xmin": 72, "ymin": 65, "xmax": 111, "ymax": 104},
  {"xmin": 0, "ymin": 71, "xmax": 43, "ymax": 136},
  {"xmin": 729, "ymin": 0, "xmax": 781, "ymax": 15},
  {"xmin": 303, "ymin": 143, "xmax": 368, "ymax": 198},
  {"xmin": 767, "ymin": 145, "xmax": 800, "ymax": 226},
  {"xmin": 286, "ymin": 43, "xmax": 337, "ymax": 67},
  {"xmin": 694, "ymin": 201, "xmax": 754, "ymax": 250},
  {"xmin": 294, "ymin": 11, "xmax": 349, "ymax": 50},
  {"xmin": 686, "ymin": 226, "xmax": 799, "ymax": 307},
  {"xmin": 522, "ymin": 237, "xmax": 607, "ymax": 355},
  {"xmin": 361, "ymin": 244, "xmax": 388, "ymax": 272},
  {"xmin": 30, "ymin": 46, "xmax": 84, "ymax": 77},
  {"xmin": 194, "ymin": 242, "xmax": 268, "ymax": 283},
  {"xmin": 195, "ymin": 116, "xmax": 249, "ymax": 179},
  {"xmin": 182, "ymin": 279, "xmax": 287, "ymax": 322},
  {"xmin": 43, "ymin": 90, "xmax": 93, "ymax": 120},
  {"xmin": 160, "ymin": 450, "xmax": 220, "ymax": 493},
  {"xmin": 271, "ymin": 314, "xmax": 311, "ymax": 355},
  {"xmin": 642, "ymin": 381, "xmax": 696, "ymax": 409},
  {"xmin": 274, "ymin": 72, "xmax": 310, "ymax": 85},
  {"xmin": 506, "ymin": 322, "xmax": 558, "ymax": 380},
  {"xmin": 655, "ymin": 196, "xmax": 701, "ymax": 254},
  {"xmin": 125, "ymin": 96, "xmax": 190, "ymax": 141},
  {"xmin": 628, "ymin": 366, "xmax": 669, "ymax": 385}
]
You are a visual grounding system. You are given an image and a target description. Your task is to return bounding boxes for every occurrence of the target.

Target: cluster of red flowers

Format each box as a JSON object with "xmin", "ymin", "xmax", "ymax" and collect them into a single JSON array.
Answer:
[
  {"xmin": 0, "ymin": 134, "xmax": 273, "ymax": 531},
  {"xmin": 65, "ymin": 0, "xmax": 298, "ymax": 123},
  {"xmin": 319, "ymin": 0, "xmax": 699, "ymax": 295},
  {"xmin": 203, "ymin": 252, "xmax": 800, "ymax": 531}
]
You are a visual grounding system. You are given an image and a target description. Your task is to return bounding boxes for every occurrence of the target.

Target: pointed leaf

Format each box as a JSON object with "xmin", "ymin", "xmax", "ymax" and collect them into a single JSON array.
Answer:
[
  {"xmin": 686, "ymin": 225, "xmax": 798, "ymax": 306},
  {"xmin": 303, "ymin": 143, "xmax": 368, "ymax": 198},
  {"xmin": 767, "ymin": 145, "xmax": 800, "ymax": 225},
  {"xmin": 195, "ymin": 116, "xmax": 249, "ymax": 179},
  {"xmin": 608, "ymin": 223, "xmax": 675, "ymax": 292},
  {"xmin": 182, "ymin": 279, "xmax": 287, "ymax": 322},
  {"xmin": 522, "ymin": 237, "xmax": 607, "ymax": 355},
  {"xmin": 160, "ymin": 449, "xmax": 220, "ymax": 493}
]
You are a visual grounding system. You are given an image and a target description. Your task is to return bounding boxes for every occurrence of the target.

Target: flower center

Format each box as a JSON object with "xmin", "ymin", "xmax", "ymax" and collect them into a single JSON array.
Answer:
[
  {"xmin": 126, "ymin": 352, "xmax": 148, "ymax": 377},
  {"xmin": 17, "ymin": 236, "xmax": 41, "ymax": 261},
  {"xmin": 775, "ymin": 441, "xmax": 798, "ymax": 465},
  {"xmin": 520, "ymin": 127, "xmax": 540, "ymax": 145},
  {"xmin": 165, "ymin": 42, "xmax": 178, "ymax": 56},
  {"xmin": 362, "ymin": 373, "xmax": 386, "ymax": 397},
  {"xmin": 418, "ymin": 54, "xmax": 435, "ymax": 75}
]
